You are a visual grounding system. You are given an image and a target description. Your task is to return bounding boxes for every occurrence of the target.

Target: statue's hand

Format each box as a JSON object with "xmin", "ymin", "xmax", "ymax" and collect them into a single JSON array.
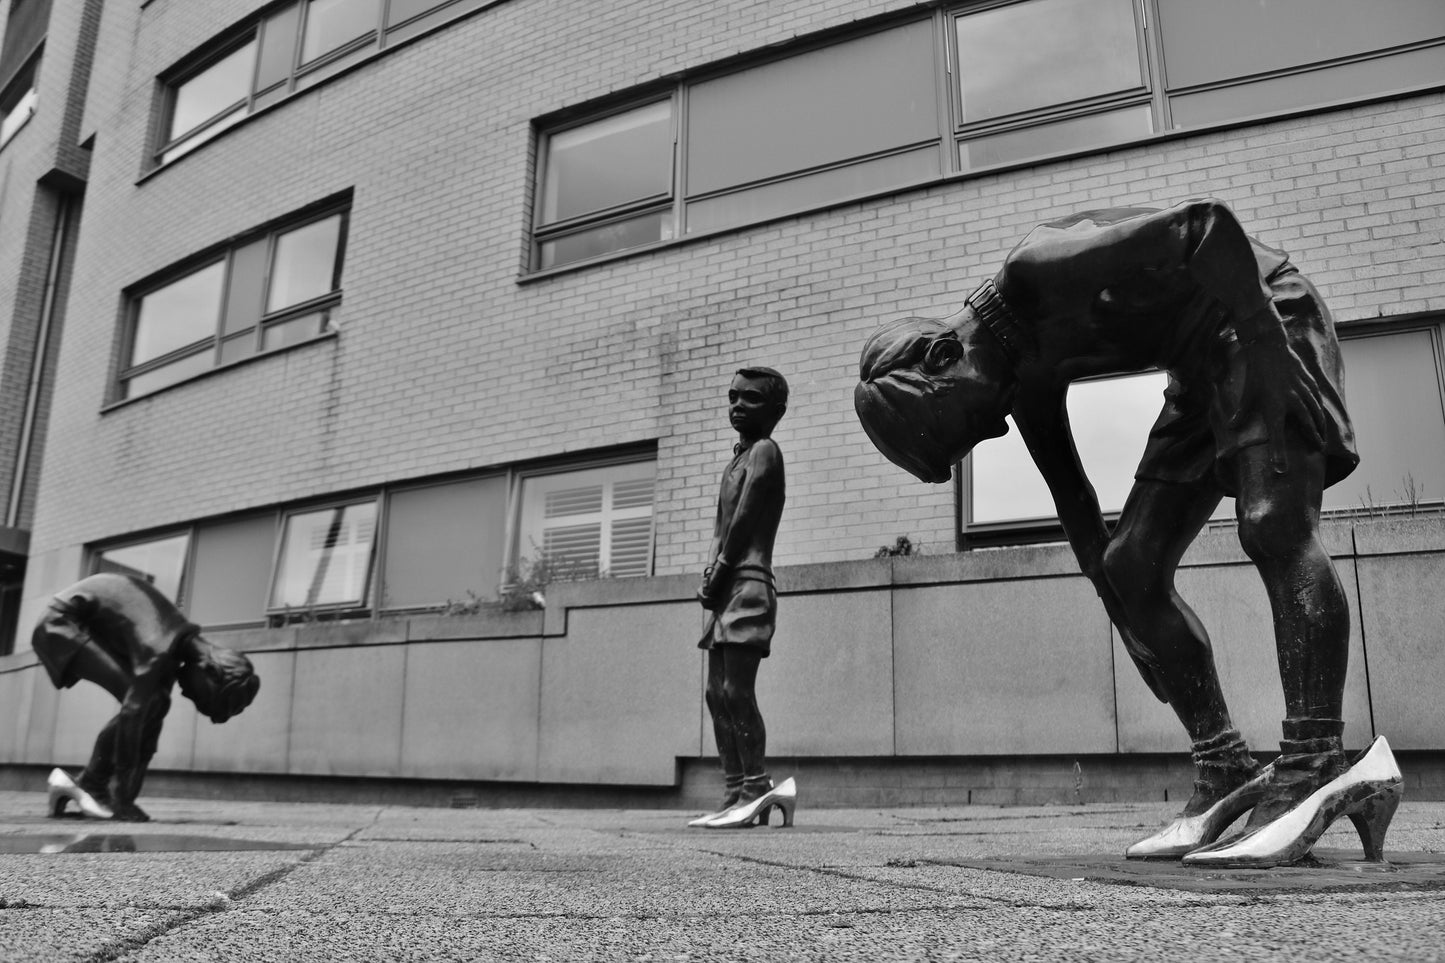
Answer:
[
  {"xmin": 1229, "ymin": 336, "xmax": 1324, "ymax": 474},
  {"xmin": 697, "ymin": 561, "xmax": 732, "ymax": 611}
]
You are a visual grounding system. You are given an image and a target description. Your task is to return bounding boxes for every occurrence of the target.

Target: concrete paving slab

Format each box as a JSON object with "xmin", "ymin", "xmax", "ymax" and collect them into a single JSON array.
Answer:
[{"xmin": 0, "ymin": 792, "xmax": 1442, "ymax": 962}]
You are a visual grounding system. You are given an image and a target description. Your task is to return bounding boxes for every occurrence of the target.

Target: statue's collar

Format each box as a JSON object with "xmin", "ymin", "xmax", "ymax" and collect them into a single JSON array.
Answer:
[{"xmin": 966, "ymin": 279, "xmax": 1032, "ymax": 367}]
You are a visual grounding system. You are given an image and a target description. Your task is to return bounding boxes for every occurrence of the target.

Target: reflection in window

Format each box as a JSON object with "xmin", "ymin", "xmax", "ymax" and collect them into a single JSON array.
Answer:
[
  {"xmin": 516, "ymin": 462, "xmax": 655, "ymax": 578},
  {"xmin": 301, "ymin": 0, "xmax": 379, "ymax": 64},
  {"xmin": 535, "ymin": 101, "xmax": 673, "ymax": 267},
  {"xmin": 267, "ymin": 214, "xmax": 343, "ymax": 311},
  {"xmin": 0, "ymin": 53, "xmax": 40, "ymax": 148},
  {"xmin": 93, "ymin": 533, "xmax": 191, "ymax": 603},
  {"xmin": 131, "ymin": 262, "xmax": 226, "ymax": 367},
  {"xmin": 954, "ymin": 0, "xmax": 1142, "ymax": 124},
  {"xmin": 270, "ymin": 502, "xmax": 377, "ymax": 609},
  {"xmin": 1325, "ymin": 327, "xmax": 1445, "ymax": 513},
  {"xmin": 168, "ymin": 41, "xmax": 256, "ymax": 143},
  {"xmin": 971, "ymin": 372, "xmax": 1168, "ymax": 524},
  {"xmin": 119, "ymin": 203, "xmax": 346, "ymax": 400}
]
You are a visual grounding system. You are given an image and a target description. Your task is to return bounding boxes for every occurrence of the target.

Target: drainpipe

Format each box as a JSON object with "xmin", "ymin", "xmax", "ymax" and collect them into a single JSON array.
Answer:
[{"xmin": 8, "ymin": 192, "xmax": 71, "ymax": 528}]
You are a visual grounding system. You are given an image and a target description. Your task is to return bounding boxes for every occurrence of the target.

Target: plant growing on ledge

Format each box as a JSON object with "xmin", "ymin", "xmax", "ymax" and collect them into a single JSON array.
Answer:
[
  {"xmin": 874, "ymin": 535, "xmax": 916, "ymax": 558},
  {"xmin": 441, "ymin": 554, "xmax": 602, "ymax": 615}
]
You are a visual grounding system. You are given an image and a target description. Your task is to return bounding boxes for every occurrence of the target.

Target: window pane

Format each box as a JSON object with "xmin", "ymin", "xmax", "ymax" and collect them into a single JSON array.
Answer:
[
  {"xmin": 301, "ymin": 0, "xmax": 379, "ymax": 64},
  {"xmin": 958, "ymin": 105, "xmax": 1153, "ymax": 170},
  {"xmin": 223, "ymin": 239, "xmax": 269, "ymax": 336},
  {"xmin": 686, "ymin": 20, "xmax": 939, "ymax": 196},
  {"xmin": 188, "ymin": 515, "xmax": 275, "ymax": 626},
  {"xmin": 382, "ymin": 476, "xmax": 508, "ymax": 609},
  {"xmin": 537, "ymin": 210, "xmax": 669, "ymax": 269},
  {"xmin": 0, "ymin": 83, "xmax": 36, "ymax": 145},
  {"xmin": 267, "ymin": 214, "xmax": 341, "ymax": 312},
  {"xmin": 686, "ymin": 145, "xmax": 940, "ymax": 235},
  {"xmin": 541, "ymin": 101, "xmax": 672, "ymax": 224},
  {"xmin": 1324, "ymin": 330, "xmax": 1445, "ymax": 513},
  {"xmin": 1157, "ymin": 0, "xmax": 1445, "ymax": 90},
  {"xmin": 159, "ymin": 108, "xmax": 248, "ymax": 164},
  {"xmin": 387, "ymin": 0, "xmax": 451, "ymax": 26},
  {"xmin": 971, "ymin": 372, "xmax": 1168, "ymax": 523},
  {"xmin": 256, "ymin": 5, "xmax": 301, "ymax": 91},
  {"xmin": 261, "ymin": 311, "xmax": 329, "ymax": 350},
  {"xmin": 270, "ymin": 502, "xmax": 377, "ymax": 609},
  {"xmin": 517, "ymin": 461, "xmax": 655, "ymax": 578},
  {"xmin": 131, "ymin": 261, "xmax": 225, "ymax": 366},
  {"xmin": 94, "ymin": 533, "xmax": 190, "ymax": 603},
  {"xmin": 955, "ymin": 0, "xmax": 1141, "ymax": 124},
  {"xmin": 170, "ymin": 40, "xmax": 256, "ymax": 141},
  {"xmin": 123, "ymin": 348, "xmax": 214, "ymax": 399}
]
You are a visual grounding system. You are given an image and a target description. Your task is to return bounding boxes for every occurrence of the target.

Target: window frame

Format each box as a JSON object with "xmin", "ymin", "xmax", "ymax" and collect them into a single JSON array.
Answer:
[
  {"xmin": 113, "ymin": 198, "xmax": 350, "ymax": 403},
  {"xmin": 89, "ymin": 529, "xmax": 195, "ymax": 608},
  {"xmin": 156, "ymin": 31, "xmax": 261, "ymax": 165},
  {"xmin": 0, "ymin": 46, "xmax": 39, "ymax": 149},
  {"xmin": 510, "ymin": 456, "xmax": 658, "ymax": 581},
  {"xmin": 266, "ymin": 496, "xmax": 381, "ymax": 616}
]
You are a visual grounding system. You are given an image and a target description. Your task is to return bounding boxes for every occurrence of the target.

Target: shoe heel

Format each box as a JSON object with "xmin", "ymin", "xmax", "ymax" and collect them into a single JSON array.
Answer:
[
  {"xmin": 1347, "ymin": 785, "xmax": 1401, "ymax": 862},
  {"xmin": 48, "ymin": 788, "xmax": 68, "ymax": 818},
  {"xmin": 773, "ymin": 797, "xmax": 796, "ymax": 828}
]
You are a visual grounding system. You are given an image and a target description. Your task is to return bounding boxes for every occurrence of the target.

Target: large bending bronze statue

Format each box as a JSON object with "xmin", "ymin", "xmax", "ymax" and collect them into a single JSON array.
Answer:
[{"xmin": 855, "ymin": 199, "xmax": 1401, "ymax": 867}]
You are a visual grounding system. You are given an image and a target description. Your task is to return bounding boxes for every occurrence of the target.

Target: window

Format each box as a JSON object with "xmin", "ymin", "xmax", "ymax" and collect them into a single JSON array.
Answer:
[
  {"xmin": 534, "ymin": 100, "xmax": 676, "ymax": 270},
  {"xmin": 966, "ymin": 371, "xmax": 1168, "ymax": 538},
  {"xmin": 1326, "ymin": 324, "xmax": 1445, "ymax": 513},
  {"xmin": 301, "ymin": 0, "xmax": 379, "ymax": 65},
  {"xmin": 530, "ymin": 0, "xmax": 1445, "ymax": 272},
  {"xmin": 161, "ymin": 39, "xmax": 256, "ymax": 164},
  {"xmin": 0, "ymin": 50, "xmax": 38, "ymax": 148},
  {"xmin": 154, "ymin": 0, "xmax": 495, "ymax": 166},
  {"xmin": 515, "ymin": 461, "xmax": 656, "ymax": 579},
  {"xmin": 92, "ymin": 533, "xmax": 191, "ymax": 603},
  {"xmin": 381, "ymin": 476, "xmax": 508, "ymax": 610},
  {"xmin": 952, "ymin": 0, "xmax": 1151, "ymax": 170},
  {"xmin": 117, "ymin": 201, "xmax": 347, "ymax": 400},
  {"xmin": 188, "ymin": 514, "xmax": 277, "ymax": 627},
  {"xmin": 269, "ymin": 501, "xmax": 378, "ymax": 612}
]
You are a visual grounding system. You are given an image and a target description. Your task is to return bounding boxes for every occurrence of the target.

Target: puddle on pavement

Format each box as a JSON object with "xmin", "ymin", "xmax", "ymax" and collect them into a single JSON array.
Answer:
[{"xmin": 0, "ymin": 834, "xmax": 319, "ymax": 854}]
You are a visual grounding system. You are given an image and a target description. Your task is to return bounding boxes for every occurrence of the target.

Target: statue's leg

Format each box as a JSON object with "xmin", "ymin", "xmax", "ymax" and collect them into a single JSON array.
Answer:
[
  {"xmin": 1231, "ymin": 444, "xmax": 1349, "ymax": 827},
  {"xmin": 79, "ymin": 716, "xmax": 119, "ymax": 803},
  {"xmin": 719, "ymin": 646, "xmax": 769, "ymax": 799},
  {"xmin": 1103, "ymin": 477, "xmax": 1261, "ymax": 807},
  {"xmin": 60, "ymin": 641, "xmax": 129, "ymax": 802},
  {"xmin": 704, "ymin": 649, "xmax": 745, "ymax": 808}
]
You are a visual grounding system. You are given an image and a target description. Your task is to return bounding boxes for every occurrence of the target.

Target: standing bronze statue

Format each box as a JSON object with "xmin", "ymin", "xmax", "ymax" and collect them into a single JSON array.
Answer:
[
  {"xmin": 689, "ymin": 366, "xmax": 798, "ymax": 829},
  {"xmin": 855, "ymin": 199, "xmax": 1401, "ymax": 867},
  {"xmin": 34, "ymin": 573, "xmax": 260, "ymax": 822}
]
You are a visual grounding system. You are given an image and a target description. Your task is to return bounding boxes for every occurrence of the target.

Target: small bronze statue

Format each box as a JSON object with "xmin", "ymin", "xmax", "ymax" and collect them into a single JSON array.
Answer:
[
  {"xmin": 35, "ymin": 573, "xmax": 260, "ymax": 822},
  {"xmin": 855, "ymin": 199, "xmax": 1401, "ymax": 867},
  {"xmin": 689, "ymin": 367, "xmax": 798, "ymax": 829}
]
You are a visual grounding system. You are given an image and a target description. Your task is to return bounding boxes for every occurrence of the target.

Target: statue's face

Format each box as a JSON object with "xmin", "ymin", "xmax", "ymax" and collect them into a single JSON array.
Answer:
[
  {"xmin": 729, "ymin": 373, "xmax": 783, "ymax": 438},
  {"xmin": 855, "ymin": 340, "xmax": 1015, "ymax": 484}
]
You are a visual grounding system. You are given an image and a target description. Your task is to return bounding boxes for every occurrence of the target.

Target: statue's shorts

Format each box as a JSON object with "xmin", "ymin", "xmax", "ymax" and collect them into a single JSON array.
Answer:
[
  {"xmin": 1137, "ymin": 266, "xmax": 1360, "ymax": 495},
  {"xmin": 700, "ymin": 566, "xmax": 777, "ymax": 658},
  {"xmin": 31, "ymin": 601, "xmax": 91, "ymax": 690}
]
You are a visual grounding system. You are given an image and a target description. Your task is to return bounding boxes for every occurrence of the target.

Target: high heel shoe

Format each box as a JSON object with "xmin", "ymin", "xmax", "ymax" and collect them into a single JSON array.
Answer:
[
  {"xmin": 1125, "ymin": 762, "xmax": 1275, "ymax": 860},
  {"xmin": 46, "ymin": 768, "xmax": 114, "ymax": 820},
  {"xmin": 687, "ymin": 789, "xmax": 742, "ymax": 828},
  {"xmin": 705, "ymin": 777, "xmax": 797, "ymax": 829},
  {"xmin": 1182, "ymin": 735, "xmax": 1402, "ymax": 869}
]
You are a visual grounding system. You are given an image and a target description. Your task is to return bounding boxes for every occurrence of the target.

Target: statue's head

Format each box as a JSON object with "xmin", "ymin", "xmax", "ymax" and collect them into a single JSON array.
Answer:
[
  {"xmin": 177, "ymin": 637, "xmax": 260, "ymax": 723},
  {"xmin": 730, "ymin": 366, "xmax": 788, "ymax": 439},
  {"xmin": 854, "ymin": 312, "xmax": 1016, "ymax": 483}
]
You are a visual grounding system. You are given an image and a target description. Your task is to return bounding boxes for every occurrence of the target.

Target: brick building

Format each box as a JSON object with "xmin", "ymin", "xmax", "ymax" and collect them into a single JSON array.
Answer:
[{"xmin": 1, "ymin": 0, "xmax": 1443, "ymax": 805}]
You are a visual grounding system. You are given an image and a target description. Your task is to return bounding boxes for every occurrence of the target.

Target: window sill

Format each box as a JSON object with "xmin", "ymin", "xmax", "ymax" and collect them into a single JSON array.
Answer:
[{"xmin": 101, "ymin": 329, "xmax": 337, "ymax": 414}]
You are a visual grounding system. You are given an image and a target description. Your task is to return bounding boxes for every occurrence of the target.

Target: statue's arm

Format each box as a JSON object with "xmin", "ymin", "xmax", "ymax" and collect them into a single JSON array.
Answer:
[
  {"xmin": 699, "ymin": 442, "xmax": 782, "ymax": 609},
  {"xmin": 1011, "ymin": 385, "xmax": 1111, "ymax": 580}
]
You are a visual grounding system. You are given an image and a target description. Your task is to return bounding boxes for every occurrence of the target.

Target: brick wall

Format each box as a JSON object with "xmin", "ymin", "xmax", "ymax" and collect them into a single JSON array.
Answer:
[{"xmin": 25, "ymin": 0, "xmax": 1445, "ymax": 622}]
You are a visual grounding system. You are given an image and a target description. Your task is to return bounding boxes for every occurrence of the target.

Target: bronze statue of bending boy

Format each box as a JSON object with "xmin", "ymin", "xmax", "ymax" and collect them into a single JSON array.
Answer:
[
  {"xmin": 35, "ymin": 573, "xmax": 260, "ymax": 822},
  {"xmin": 855, "ymin": 199, "xmax": 1401, "ymax": 867}
]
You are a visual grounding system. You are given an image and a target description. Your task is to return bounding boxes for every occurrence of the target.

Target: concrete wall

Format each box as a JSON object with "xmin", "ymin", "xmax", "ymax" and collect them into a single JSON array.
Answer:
[{"xmin": 4, "ymin": 516, "xmax": 1440, "ymax": 787}]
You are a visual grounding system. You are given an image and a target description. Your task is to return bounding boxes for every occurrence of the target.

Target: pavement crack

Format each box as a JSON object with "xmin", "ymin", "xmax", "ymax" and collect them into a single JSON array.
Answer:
[{"xmin": 77, "ymin": 826, "xmax": 367, "ymax": 963}]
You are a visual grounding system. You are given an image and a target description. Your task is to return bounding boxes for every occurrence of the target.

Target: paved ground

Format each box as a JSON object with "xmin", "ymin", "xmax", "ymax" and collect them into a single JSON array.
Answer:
[{"xmin": 1, "ymin": 789, "xmax": 1443, "ymax": 962}]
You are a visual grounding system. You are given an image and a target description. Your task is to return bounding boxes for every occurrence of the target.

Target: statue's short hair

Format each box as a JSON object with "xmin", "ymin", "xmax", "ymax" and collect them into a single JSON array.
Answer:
[
  {"xmin": 736, "ymin": 366, "xmax": 789, "ymax": 407},
  {"xmin": 181, "ymin": 638, "xmax": 260, "ymax": 723}
]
